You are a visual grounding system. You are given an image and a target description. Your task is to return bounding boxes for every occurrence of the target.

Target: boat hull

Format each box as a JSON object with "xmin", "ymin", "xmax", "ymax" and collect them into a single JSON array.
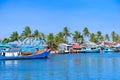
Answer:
[
  {"xmin": 103, "ymin": 48, "xmax": 117, "ymax": 53},
  {"xmin": 80, "ymin": 49, "xmax": 100, "ymax": 53},
  {"xmin": 0, "ymin": 51, "xmax": 50, "ymax": 60}
]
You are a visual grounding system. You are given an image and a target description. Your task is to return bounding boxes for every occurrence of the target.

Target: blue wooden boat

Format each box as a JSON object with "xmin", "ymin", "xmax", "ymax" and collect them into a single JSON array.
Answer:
[
  {"xmin": 0, "ymin": 50, "xmax": 51, "ymax": 60},
  {"xmin": 80, "ymin": 47, "xmax": 100, "ymax": 53},
  {"xmin": 103, "ymin": 48, "xmax": 117, "ymax": 53},
  {"xmin": 0, "ymin": 44, "xmax": 51, "ymax": 60}
]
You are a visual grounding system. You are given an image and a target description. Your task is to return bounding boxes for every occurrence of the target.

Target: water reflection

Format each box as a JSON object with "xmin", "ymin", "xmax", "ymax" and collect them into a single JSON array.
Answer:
[
  {"xmin": 42, "ymin": 54, "xmax": 120, "ymax": 80},
  {"xmin": 1, "ymin": 54, "xmax": 120, "ymax": 80},
  {"xmin": 0, "ymin": 60, "xmax": 18, "ymax": 65}
]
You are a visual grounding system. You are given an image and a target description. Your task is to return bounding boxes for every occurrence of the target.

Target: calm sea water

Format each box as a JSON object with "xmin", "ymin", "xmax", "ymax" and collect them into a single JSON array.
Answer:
[{"xmin": 1, "ymin": 53, "xmax": 120, "ymax": 80}]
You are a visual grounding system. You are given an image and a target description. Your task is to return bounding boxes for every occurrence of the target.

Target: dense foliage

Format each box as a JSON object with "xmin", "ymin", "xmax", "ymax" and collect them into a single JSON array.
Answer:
[{"xmin": 1, "ymin": 26, "xmax": 120, "ymax": 49}]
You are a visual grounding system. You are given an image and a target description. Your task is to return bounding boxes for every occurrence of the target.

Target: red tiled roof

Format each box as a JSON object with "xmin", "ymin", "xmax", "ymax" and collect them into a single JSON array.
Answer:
[{"xmin": 73, "ymin": 45, "xmax": 82, "ymax": 49}]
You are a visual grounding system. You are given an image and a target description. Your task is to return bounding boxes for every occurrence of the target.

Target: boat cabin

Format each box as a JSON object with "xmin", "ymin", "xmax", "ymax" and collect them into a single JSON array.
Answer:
[{"xmin": 58, "ymin": 44, "xmax": 72, "ymax": 53}]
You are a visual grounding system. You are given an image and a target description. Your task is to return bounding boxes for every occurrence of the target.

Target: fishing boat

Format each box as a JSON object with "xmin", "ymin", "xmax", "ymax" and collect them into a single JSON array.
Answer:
[
  {"xmin": 58, "ymin": 43, "xmax": 72, "ymax": 53},
  {"xmin": 80, "ymin": 47, "xmax": 100, "ymax": 53},
  {"xmin": 103, "ymin": 47, "xmax": 117, "ymax": 53},
  {"xmin": 0, "ymin": 45, "xmax": 51, "ymax": 60},
  {"xmin": 0, "ymin": 50, "xmax": 51, "ymax": 60},
  {"xmin": 72, "ymin": 44, "xmax": 82, "ymax": 53},
  {"xmin": 80, "ymin": 42, "xmax": 100, "ymax": 53}
]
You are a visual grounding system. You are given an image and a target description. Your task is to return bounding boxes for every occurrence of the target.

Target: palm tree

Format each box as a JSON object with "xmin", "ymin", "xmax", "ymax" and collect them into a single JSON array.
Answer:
[
  {"xmin": 46, "ymin": 33, "xmax": 55, "ymax": 49},
  {"xmin": 2, "ymin": 38, "xmax": 10, "ymax": 43},
  {"xmin": 105, "ymin": 34, "xmax": 110, "ymax": 41},
  {"xmin": 21, "ymin": 26, "xmax": 32, "ymax": 38},
  {"xmin": 96, "ymin": 31, "xmax": 104, "ymax": 42},
  {"xmin": 72, "ymin": 31, "xmax": 82, "ymax": 43},
  {"xmin": 10, "ymin": 31, "xmax": 19, "ymax": 42},
  {"xmin": 20, "ymin": 26, "xmax": 33, "ymax": 45},
  {"xmin": 83, "ymin": 27, "xmax": 90, "ymax": 42},
  {"xmin": 111, "ymin": 31, "xmax": 116, "ymax": 42},
  {"xmin": 90, "ymin": 33, "xmax": 97, "ymax": 42},
  {"xmin": 115, "ymin": 34, "xmax": 120, "ymax": 42},
  {"xmin": 99, "ymin": 35, "xmax": 104, "ymax": 42},
  {"xmin": 33, "ymin": 30, "xmax": 39, "ymax": 38},
  {"xmin": 25, "ymin": 26, "xmax": 31, "ymax": 35},
  {"xmin": 80, "ymin": 35, "xmax": 84, "ymax": 44},
  {"xmin": 57, "ymin": 32, "xmax": 64, "ymax": 38},
  {"xmin": 63, "ymin": 26, "xmax": 71, "ymax": 43},
  {"xmin": 54, "ymin": 32, "xmax": 66, "ymax": 46},
  {"xmin": 40, "ymin": 32, "xmax": 46, "ymax": 40}
]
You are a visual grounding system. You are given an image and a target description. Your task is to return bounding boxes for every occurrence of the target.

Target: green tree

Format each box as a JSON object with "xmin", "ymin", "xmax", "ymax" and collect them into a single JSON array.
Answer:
[
  {"xmin": 114, "ymin": 34, "xmax": 120, "ymax": 42},
  {"xmin": 46, "ymin": 33, "xmax": 55, "ymax": 49},
  {"xmin": 33, "ymin": 30, "xmax": 39, "ymax": 38},
  {"xmin": 40, "ymin": 32, "xmax": 46, "ymax": 40},
  {"xmin": 96, "ymin": 31, "xmax": 104, "ymax": 42},
  {"xmin": 63, "ymin": 26, "xmax": 71, "ymax": 43},
  {"xmin": 83, "ymin": 27, "xmax": 90, "ymax": 42},
  {"xmin": 33, "ymin": 29, "xmax": 41, "ymax": 41},
  {"xmin": 105, "ymin": 34, "xmax": 110, "ymax": 41},
  {"xmin": 20, "ymin": 26, "xmax": 34, "ymax": 45},
  {"xmin": 80, "ymin": 35, "xmax": 84, "ymax": 44},
  {"xmin": 10, "ymin": 31, "xmax": 19, "ymax": 42},
  {"xmin": 54, "ymin": 32, "xmax": 66, "ymax": 46},
  {"xmin": 111, "ymin": 31, "xmax": 116, "ymax": 42},
  {"xmin": 90, "ymin": 33, "xmax": 97, "ymax": 42},
  {"xmin": 72, "ymin": 31, "xmax": 83, "ymax": 44},
  {"xmin": 99, "ymin": 36, "xmax": 104, "ymax": 42},
  {"xmin": 20, "ymin": 26, "xmax": 32, "ymax": 40},
  {"xmin": 57, "ymin": 32, "xmax": 64, "ymax": 39},
  {"xmin": 2, "ymin": 38, "xmax": 10, "ymax": 43}
]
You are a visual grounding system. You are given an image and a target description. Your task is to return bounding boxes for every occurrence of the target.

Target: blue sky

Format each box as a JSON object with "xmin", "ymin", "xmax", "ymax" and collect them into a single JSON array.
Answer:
[{"xmin": 0, "ymin": 0, "xmax": 120, "ymax": 39}]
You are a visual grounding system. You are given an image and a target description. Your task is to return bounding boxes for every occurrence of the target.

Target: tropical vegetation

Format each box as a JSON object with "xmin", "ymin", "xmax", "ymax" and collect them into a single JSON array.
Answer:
[{"xmin": 1, "ymin": 26, "xmax": 120, "ymax": 50}]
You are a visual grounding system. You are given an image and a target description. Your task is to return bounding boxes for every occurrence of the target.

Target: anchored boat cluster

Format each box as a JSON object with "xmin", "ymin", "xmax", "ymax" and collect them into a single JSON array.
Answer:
[{"xmin": 51, "ymin": 42, "xmax": 120, "ymax": 54}]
